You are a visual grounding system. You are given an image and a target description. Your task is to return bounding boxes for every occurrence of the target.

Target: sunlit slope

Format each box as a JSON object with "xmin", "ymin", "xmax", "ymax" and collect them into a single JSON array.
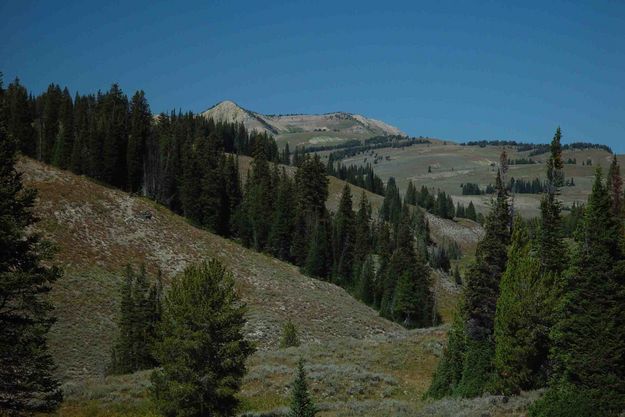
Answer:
[{"xmin": 335, "ymin": 141, "xmax": 617, "ymax": 217}]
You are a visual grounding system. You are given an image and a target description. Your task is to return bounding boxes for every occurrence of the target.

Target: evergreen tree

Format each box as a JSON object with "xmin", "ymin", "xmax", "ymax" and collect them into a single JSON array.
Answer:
[
  {"xmin": 127, "ymin": 90, "xmax": 151, "ymax": 193},
  {"xmin": 539, "ymin": 127, "xmax": 566, "ymax": 275},
  {"xmin": 268, "ymin": 169, "xmax": 295, "ymax": 260},
  {"xmin": 222, "ymin": 154, "xmax": 242, "ymax": 236},
  {"xmin": 110, "ymin": 265, "xmax": 162, "ymax": 374},
  {"xmin": 352, "ymin": 192, "xmax": 372, "ymax": 269},
  {"xmin": 0, "ymin": 87, "xmax": 62, "ymax": 412},
  {"xmin": 466, "ymin": 201, "xmax": 477, "ymax": 221},
  {"xmin": 69, "ymin": 93, "xmax": 93, "ymax": 175},
  {"xmin": 426, "ymin": 305, "xmax": 467, "ymax": 399},
  {"xmin": 381, "ymin": 208, "xmax": 435, "ymax": 327},
  {"xmin": 288, "ymin": 359, "xmax": 317, "ymax": 417},
  {"xmin": 493, "ymin": 218, "xmax": 552, "ymax": 394},
  {"xmin": 282, "ymin": 142, "xmax": 291, "ymax": 165},
  {"xmin": 405, "ymin": 180, "xmax": 417, "ymax": 205},
  {"xmin": 239, "ymin": 144, "xmax": 274, "ymax": 250},
  {"xmin": 51, "ymin": 87, "xmax": 73, "ymax": 169},
  {"xmin": 99, "ymin": 84, "xmax": 129, "ymax": 187},
  {"xmin": 539, "ymin": 169, "xmax": 625, "ymax": 416},
  {"xmin": 151, "ymin": 260, "xmax": 254, "ymax": 417},
  {"xmin": 456, "ymin": 170, "xmax": 511, "ymax": 397},
  {"xmin": 294, "ymin": 154, "xmax": 328, "ymax": 218},
  {"xmin": 380, "ymin": 177, "xmax": 401, "ymax": 224},
  {"xmin": 5, "ymin": 78, "xmax": 35, "ymax": 156},
  {"xmin": 357, "ymin": 256, "xmax": 375, "ymax": 305},
  {"xmin": 293, "ymin": 155, "xmax": 329, "ymax": 269},
  {"xmin": 332, "ymin": 184, "xmax": 355, "ymax": 285},
  {"xmin": 392, "ymin": 251, "xmax": 432, "ymax": 328},
  {"xmin": 304, "ymin": 216, "xmax": 331, "ymax": 278}
]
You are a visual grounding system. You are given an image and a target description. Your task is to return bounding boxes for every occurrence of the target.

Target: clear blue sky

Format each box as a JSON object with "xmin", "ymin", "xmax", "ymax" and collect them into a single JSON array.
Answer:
[{"xmin": 2, "ymin": 0, "xmax": 624, "ymax": 152}]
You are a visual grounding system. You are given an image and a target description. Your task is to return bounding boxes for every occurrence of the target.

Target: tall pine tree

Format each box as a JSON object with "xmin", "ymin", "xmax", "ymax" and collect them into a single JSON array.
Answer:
[
  {"xmin": 127, "ymin": 90, "xmax": 151, "ymax": 193},
  {"xmin": 537, "ymin": 169, "xmax": 625, "ymax": 416},
  {"xmin": 0, "ymin": 79, "xmax": 62, "ymax": 412}
]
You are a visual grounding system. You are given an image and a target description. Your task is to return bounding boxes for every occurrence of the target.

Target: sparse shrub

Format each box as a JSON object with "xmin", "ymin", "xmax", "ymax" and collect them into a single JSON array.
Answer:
[{"xmin": 280, "ymin": 319, "xmax": 300, "ymax": 348}]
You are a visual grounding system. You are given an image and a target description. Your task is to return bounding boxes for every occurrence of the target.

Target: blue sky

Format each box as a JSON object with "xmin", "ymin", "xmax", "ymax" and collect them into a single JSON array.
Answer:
[{"xmin": 2, "ymin": 0, "xmax": 624, "ymax": 151}]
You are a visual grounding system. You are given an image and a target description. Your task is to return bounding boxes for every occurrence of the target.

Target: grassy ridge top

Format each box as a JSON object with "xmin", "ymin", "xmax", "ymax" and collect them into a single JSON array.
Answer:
[{"xmin": 324, "ymin": 142, "xmax": 618, "ymax": 217}]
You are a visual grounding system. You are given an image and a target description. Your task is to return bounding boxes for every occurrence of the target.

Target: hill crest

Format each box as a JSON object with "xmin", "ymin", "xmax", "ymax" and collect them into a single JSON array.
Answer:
[{"xmin": 201, "ymin": 100, "xmax": 405, "ymax": 138}]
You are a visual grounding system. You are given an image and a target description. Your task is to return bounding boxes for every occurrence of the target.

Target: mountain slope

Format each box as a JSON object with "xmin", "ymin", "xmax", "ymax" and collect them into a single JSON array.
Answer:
[
  {"xmin": 201, "ymin": 100, "xmax": 405, "ymax": 146},
  {"xmin": 19, "ymin": 157, "xmax": 402, "ymax": 382},
  {"xmin": 18, "ymin": 158, "xmax": 531, "ymax": 417}
]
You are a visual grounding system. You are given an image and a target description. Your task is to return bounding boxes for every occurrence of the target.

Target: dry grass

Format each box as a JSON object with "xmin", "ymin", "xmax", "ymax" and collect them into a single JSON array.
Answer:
[{"xmin": 332, "ymin": 141, "xmax": 617, "ymax": 218}]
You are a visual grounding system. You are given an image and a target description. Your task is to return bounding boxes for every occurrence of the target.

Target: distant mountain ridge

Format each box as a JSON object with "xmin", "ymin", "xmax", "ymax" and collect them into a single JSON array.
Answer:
[{"xmin": 201, "ymin": 100, "xmax": 405, "ymax": 138}]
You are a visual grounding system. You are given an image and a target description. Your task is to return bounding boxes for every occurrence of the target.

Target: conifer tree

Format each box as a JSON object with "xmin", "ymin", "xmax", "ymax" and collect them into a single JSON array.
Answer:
[
  {"xmin": 0, "ymin": 86, "xmax": 62, "ymax": 412},
  {"xmin": 357, "ymin": 257, "xmax": 375, "ymax": 305},
  {"xmin": 304, "ymin": 216, "xmax": 331, "ymax": 278},
  {"xmin": 151, "ymin": 260, "xmax": 254, "ymax": 417},
  {"xmin": 332, "ymin": 184, "xmax": 355, "ymax": 285},
  {"xmin": 110, "ymin": 265, "xmax": 161, "ymax": 374},
  {"xmin": 222, "ymin": 154, "xmax": 242, "ymax": 236},
  {"xmin": 537, "ymin": 169, "xmax": 625, "ymax": 416},
  {"xmin": 282, "ymin": 142, "xmax": 291, "ymax": 165},
  {"xmin": 294, "ymin": 154, "xmax": 328, "ymax": 218},
  {"xmin": 242, "ymin": 145, "xmax": 275, "ymax": 249},
  {"xmin": 456, "ymin": 170, "xmax": 511, "ymax": 397},
  {"xmin": 392, "ymin": 251, "xmax": 432, "ymax": 328},
  {"xmin": 380, "ymin": 177, "xmax": 401, "ymax": 224},
  {"xmin": 539, "ymin": 127, "xmax": 566, "ymax": 276},
  {"xmin": 426, "ymin": 305, "xmax": 467, "ymax": 399},
  {"xmin": 39, "ymin": 83, "xmax": 62, "ymax": 163},
  {"xmin": 127, "ymin": 90, "xmax": 151, "ymax": 193},
  {"xmin": 352, "ymin": 192, "xmax": 372, "ymax": 269},
  {"xmin": 268, "ymin": 169, "xmax": 296, "ymax": 260},
  {"xmin": 381, "ymin": 207, "xmax": 435, "ymax": 327},
  {"xmin": 405, "ymin": 180, "xmax": 417, "ymax": 205},
  {"xmin": 288, "ymin": 359, "xmax": 317, "ymax": 417},
  {"xmin": 51, "ymin": 87, "xmax": 73, "ymax": 169},
  {"xmin": 5, "ymin": 78, "xmax": 35, "ymax": 156},
  {"xmin": 493, "ymin": 218, "xmax": 552, "ymax": 394},
  {"xmin": 99, "ymin": 84, "xmax": 129, "ymax": 187},
  {"xmin": 466, "ymin": 201, "xmax": 477, "ymax": 221}
]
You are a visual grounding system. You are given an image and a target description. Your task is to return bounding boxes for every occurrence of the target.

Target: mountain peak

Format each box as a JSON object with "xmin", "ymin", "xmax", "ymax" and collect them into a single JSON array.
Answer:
[{"xmin": 201, "ymin": 101, "xmax": 405, "ymax": 139}]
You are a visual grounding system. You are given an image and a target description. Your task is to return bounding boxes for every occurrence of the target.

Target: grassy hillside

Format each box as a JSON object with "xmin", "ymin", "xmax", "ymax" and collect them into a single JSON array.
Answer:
[
  {"xmin": 319, "ymin": 141, "xmax": 618, "ymax": 217},
  {"xmin": 18, "ymin": 157, "xmax": 528, "ymax": 416}
]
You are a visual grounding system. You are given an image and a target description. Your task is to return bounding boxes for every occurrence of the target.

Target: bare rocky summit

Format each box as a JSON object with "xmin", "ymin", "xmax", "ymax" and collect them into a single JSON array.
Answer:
[{"xmin": 201, "ymin": 100, "xmax": 405, "ymax": 138}]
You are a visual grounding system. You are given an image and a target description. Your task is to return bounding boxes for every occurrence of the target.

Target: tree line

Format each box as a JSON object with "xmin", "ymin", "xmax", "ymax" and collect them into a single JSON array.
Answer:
[
  {"xmin": 428, "ymin": 127, "xmax": 625, "ymax": 417},
  {"xmin": 462, "ymin": 139, "xmax": 612, "ymax": 155}
]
